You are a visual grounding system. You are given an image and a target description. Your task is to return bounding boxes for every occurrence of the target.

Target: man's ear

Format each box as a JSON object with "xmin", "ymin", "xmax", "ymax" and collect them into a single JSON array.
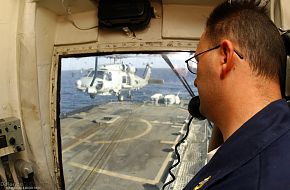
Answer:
[{"xmin": 220, "ymin": 40, "xmax": 235, "ymax": 79}]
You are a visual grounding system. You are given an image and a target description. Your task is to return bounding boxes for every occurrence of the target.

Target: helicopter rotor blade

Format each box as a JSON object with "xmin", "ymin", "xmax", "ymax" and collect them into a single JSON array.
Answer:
[{"xmin": 161, "ymin": 54, "xmax": 195, "ymax": 97}]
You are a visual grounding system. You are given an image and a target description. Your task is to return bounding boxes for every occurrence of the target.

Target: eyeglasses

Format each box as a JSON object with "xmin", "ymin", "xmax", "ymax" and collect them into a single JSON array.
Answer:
[{"xmin": 185, "ymin": 45, "xmax": 244, "ymax": 74}]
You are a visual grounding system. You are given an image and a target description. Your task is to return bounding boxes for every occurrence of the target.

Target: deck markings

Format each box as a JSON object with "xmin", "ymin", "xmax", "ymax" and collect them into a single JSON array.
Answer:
[
  {"xmin": 92, "ymin": 119, "xmax": 152, "ymax": 144},
  {"xmin": 63, "ymin": 117, "xmax": 91, "ymax": 128},
  {"xmin": 63, "ymin": 119, "xmax": 152, "ymax": 150},
  {"xmin": 160, "ymin": 140, "xmax": 176, "ymax": 145},
  {"xmin": 62, "ymin": 105, "xmax": 188, "ymax": 187},
  {"xmin": 155, "ymin": 126, "xmax": 185, "ymax": 183},
  {"xmin": 66, "ymin": 122, "xmax": 184, "ymax": 185},
  {"xmin": 68, "ymin": 161, "xmax": 158, "ymax": 185},
  {"xmin": 151, "ymin": 120, "xmax": 174, "ymax": 125},
  {"xmin": 62, "ymin": 132, "xmax": 99, "ymax": 153},
  {"xmin": 67, "ymin": 135, "xmax": 181, "ymax": 185},
  {"xmin": 155, "ymin": 150, "xmax": 174, "ymax": 182}
]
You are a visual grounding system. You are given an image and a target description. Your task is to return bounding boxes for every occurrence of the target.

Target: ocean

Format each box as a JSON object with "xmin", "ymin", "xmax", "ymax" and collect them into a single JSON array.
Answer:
[{"xmin": 60, "ymin": 68, "xmax": 197, "ymax": 117}]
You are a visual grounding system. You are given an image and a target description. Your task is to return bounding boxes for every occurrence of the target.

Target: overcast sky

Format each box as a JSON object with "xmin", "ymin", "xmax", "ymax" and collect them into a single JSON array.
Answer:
[{"xmin": 61, "ymin": 53, "xmax": 192, "ymax": 71}]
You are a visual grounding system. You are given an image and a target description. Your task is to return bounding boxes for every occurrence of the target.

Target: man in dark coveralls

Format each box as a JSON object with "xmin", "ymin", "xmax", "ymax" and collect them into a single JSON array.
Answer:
[{"xmin": 184, "ymin": 0, "xmax": 290, "ymax": 190}]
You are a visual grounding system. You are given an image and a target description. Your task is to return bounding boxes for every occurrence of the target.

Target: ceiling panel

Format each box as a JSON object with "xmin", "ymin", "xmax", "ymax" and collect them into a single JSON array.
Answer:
[
  {"xmin": 162, "ymin": 0, "xmax": 224, "ymax": 6},
  {"xmin": 36, "ymin": 0, "xmax": 97, "ymax": 15},
  {"xmin": 36, "ymin": 0, "xmax": 224, "ymax": 15}
]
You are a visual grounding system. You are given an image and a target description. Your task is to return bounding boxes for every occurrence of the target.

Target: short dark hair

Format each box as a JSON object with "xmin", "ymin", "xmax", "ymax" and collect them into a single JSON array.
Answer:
[{"xmin": 205, "ymin": 0, "xmax": 286, "ymax": 87}]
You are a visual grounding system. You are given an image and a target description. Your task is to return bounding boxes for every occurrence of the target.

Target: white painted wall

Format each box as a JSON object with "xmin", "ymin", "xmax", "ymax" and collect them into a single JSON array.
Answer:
[
  {"xmin": 55, "ymin": 10, "xmax": 98, "ymax": 45},
  {"xmin": 162, "ymin": 4, "xmax": 212, "ymax": 39},
  {"xmin": 0, "ymin": 0, "xmax": 23, "ymax": 186},
  {"xmin": 0, "ymin": 0, "xmax": 21, "ymax": 119},
  {"xmin": 0, "ymin": 1, "xmax": 59, "ymax": 189},
  {"xmin": 35, "ymin": 6, "xmax": 59, "ymax": 189},
  {"xmin": 17, "ymin": 1, "xmax": 59, "ymax": 189}
]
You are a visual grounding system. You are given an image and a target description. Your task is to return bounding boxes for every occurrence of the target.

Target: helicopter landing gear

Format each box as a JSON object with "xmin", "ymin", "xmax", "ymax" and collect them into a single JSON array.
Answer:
[
  {"xmin": 118, "ymin": 94, "xmax": 124, "ymax": 101},
  {"xmin": 127, "ymin": 91, "xmax": 132, "ymax": 100},
  {"xmin": 89, "ymin": 93, "xmax": 96, "ymax": 99}
]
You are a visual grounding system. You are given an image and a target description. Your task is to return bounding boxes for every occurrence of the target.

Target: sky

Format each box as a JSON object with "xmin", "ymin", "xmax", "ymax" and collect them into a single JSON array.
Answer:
[{"xmin": 61, "ymin": 52, "xmax": 193, "ymax": 71}]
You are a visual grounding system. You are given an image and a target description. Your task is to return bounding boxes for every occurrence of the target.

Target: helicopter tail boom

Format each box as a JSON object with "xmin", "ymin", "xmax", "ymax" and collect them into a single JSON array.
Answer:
[{"xmin": 143, "ymin": 63, "xmax": 152, "ymax": 81}]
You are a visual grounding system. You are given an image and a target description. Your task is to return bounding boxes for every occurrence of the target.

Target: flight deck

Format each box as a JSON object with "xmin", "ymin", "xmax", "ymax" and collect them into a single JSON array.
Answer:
[{"xmin": 61, "ymin": 101, "xmax": 209, "ymax": 190}]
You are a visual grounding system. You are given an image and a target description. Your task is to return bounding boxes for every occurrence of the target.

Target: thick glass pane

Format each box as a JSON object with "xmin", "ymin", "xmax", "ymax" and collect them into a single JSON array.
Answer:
[{"xmin": 60, "ymin": 53, "xmax": 208, "ymax": 190}]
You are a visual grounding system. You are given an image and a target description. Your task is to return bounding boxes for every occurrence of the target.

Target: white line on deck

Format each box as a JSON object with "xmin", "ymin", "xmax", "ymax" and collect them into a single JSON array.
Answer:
[
  {"xmin": 68, "ymin": 161, "xmax": 159, "ymax": 185},
  {"xmin": 62, "ymin": 132, "xmax": 98, "ymax": 153},
  {"xmin": 92, "ymin": 119, "xmax": 152, "ymax": 144},
  {"xmin": 160, "ymin": 141, "xmax": 176, "ymax": 145}
]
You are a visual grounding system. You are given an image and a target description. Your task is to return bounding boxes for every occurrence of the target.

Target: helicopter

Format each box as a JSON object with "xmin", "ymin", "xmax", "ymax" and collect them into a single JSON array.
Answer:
[{"xmin": 75, "ymin": 57, "xmax": 153, "ymax": 101}]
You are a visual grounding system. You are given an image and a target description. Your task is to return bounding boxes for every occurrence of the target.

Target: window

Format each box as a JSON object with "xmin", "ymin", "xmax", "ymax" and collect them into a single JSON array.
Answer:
[
  {"xmin": 122, "ymin": 76, "xmax": 127, "ymax": 83},
  {"xmin": 59, "ymin": 53, "xmax": 208, "ymax": 190}
]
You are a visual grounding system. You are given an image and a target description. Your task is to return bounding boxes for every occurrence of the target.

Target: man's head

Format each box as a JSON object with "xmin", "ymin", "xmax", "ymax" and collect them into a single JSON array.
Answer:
[
  {"xmin": 204, "ymin": 0, "xmax": 286, "ymax": 82},
  {"xmin": 194, "ymin": 0, "xmax": 286, "ymax": 122}
]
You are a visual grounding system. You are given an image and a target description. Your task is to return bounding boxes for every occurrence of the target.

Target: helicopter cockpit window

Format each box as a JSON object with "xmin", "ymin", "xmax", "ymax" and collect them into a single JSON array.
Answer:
[
  {"xmin": 106, "ymin": 72, "xmax": 112, "ymax": 81},
  {"xmin": 122, "ymin": 76, "xmax": 127, "ymax": 83},
  {"xmin": 96, "ymin": 71, "xmax": 105, "ymax": 79},
  {"xmin": 87, "ymin": 70, "xmax": 95, "ymax": 77},
  {"xmin": 59, "ymin": 53, "xmax": 209, "ymax": 190}
]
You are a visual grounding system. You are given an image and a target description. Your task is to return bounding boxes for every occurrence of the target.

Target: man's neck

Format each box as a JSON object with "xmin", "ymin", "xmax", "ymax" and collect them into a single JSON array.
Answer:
[{"xmin": 215, "ymin": 79, "xmax": 282, "ymax": 141}]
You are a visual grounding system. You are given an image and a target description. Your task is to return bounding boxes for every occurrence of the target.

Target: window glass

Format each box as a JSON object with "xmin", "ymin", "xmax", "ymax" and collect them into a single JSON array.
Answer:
[{"xmin": 60, "ymin": 53, "xmax": 205, "ymax": 190}]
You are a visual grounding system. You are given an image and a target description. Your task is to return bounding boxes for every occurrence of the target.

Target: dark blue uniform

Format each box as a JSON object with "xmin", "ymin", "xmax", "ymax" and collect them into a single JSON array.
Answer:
[{"xmin": 183, "ymin": 99, "xmax": 290, "ymax": 190}]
